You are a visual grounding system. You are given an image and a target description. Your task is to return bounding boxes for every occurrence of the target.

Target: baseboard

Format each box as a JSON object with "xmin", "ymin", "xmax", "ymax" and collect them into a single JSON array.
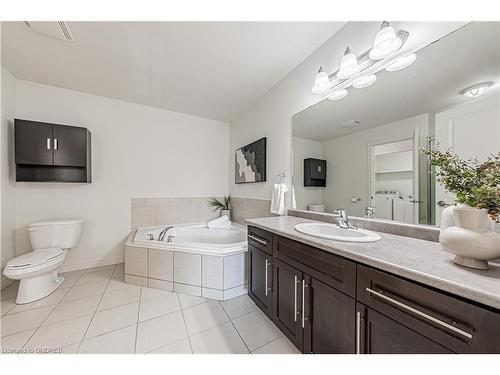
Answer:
[{"xmin": 58, "ymin": 255, "xmax": 125, "ymax": 273}]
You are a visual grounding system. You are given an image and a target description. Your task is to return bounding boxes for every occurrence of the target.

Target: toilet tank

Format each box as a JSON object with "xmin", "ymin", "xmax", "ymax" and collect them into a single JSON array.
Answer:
[{"xmin": 27, "ymin": 218, "xmax": 83, "ymax": 250}]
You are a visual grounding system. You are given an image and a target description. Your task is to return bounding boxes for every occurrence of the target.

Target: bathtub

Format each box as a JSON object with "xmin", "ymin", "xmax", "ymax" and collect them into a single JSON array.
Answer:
[
  {"xmin": 125, "ymin": 222, "xmax": 248, "ymax": 300},
  {"xmin": 133, "ymin": 223, "xmax": 247, "ymax": 256}
]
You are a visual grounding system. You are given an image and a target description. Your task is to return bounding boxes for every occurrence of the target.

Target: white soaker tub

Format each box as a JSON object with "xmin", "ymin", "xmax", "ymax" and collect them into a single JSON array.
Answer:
[{"xmin": 126, "ymin": 223, "xmax": 248, "ymax": 300}]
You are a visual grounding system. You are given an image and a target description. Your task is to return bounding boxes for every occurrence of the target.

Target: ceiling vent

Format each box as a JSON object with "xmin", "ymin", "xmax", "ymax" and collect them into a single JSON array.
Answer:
[
  {"xmin": 25, "ymin": 21, "xmax": 74, "ymax": 42},
  {"xmin": 340, "ymin": 120, "xmax": 361, "ymax": 128}
]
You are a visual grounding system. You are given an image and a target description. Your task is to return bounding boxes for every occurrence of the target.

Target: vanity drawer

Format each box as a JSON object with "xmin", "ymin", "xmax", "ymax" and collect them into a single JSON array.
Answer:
[
  {"xmin": 247, "ymin": 226, "xmax": 273, "ymax": 255},
  {"xmin": 357, "ymin": 265, "xmax": 500, "ymax": 353},
  {"xmin": 273, "ymin": 235, "xmax": 356, "ymax": 297}
]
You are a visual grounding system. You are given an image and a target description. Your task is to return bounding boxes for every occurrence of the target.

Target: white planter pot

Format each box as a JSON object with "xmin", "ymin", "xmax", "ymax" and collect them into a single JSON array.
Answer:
[
  {"xmin": 221, "ymin": 209, "xmax": 230, "ymax": 220},
  {"xmin": 439, "ymin": 207, "xmax": 500, "ymax": 269}
]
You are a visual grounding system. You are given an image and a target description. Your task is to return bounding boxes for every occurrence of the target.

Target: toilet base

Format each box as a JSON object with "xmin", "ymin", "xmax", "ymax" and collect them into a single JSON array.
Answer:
[{"xmin": 16, "ymin": 271, "xmax": 65, "ymax": 304}]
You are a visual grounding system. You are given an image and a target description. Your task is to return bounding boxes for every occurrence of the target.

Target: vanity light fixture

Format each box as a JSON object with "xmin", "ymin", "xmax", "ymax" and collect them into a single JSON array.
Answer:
[
  {"xmin": 327, "ymin": 89, "xmax": 348, "ymax": 101},
  {"xmin": 385, "ymin": 53, "xmax": 417, "ymax": 72},
  {"xmin": 336, "ymin": 47, "xmax": 360, "ymax": 80},
  {"xmin": 369, "ymin": 21, "xmax": 402, "ymax": 60},
  {"xmin": 461, "ymin": 82, "xmax": 493, "ymax": 98},
  {"xmin": 312, "ymin": 67, "xmax": 330, "ymax": 94},
  {"xmin": 352, "ymin": 74, "xmax": 377, "ymax": 88}
]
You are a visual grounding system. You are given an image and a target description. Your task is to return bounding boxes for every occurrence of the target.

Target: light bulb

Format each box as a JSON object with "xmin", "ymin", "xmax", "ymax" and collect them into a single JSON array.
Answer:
[
  {"xmin": 327, "ymin": 89, "xmax": 348, "ymax": 101},
  {"xmin": 352, "ymin": 74, "xmax": 377, "ymax": 88},
  {"xmin": 312, "ymin": 67, "xmax": 330, "ymax": 94},
  {"xmin": 336, "ymin": 47, "xmax": 360, "ymax": 80},
  {"xmin": 385, "ymin": 53, "xmax": 416, "ymax": 72},
  {"xmin": 369, "ymin": 21, "xmax": 402, "ymax": 60},
  {"xmin": 461, "ymin": 83, "xmax": 493, "ymax": 98}
]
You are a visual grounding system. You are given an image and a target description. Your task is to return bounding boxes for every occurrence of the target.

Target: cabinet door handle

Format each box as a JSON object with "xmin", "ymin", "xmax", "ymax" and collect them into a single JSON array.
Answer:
[
  {"xmin": 366, "ymin": 288, "xmax": 473, "ymax": 339},
  {"xmin": 46, "ymin": 138, "xmax": 51, "ymax": 150},
  {"xmin": 265, "ymin": 259, "xmax": 271, "ymax": 296},
  {"xmin": 54, "ymin": 138, "xmax": 58, "ymax": 150},
  {"xmin": 356, "ymin": 311, "xmax": 362, "ymax": 354},
  {"xmin": 249, "ymin": 234, "xmax": 267, "ymax": 246},
  {"xmin": 294, "ymin": 275, "xmax": 299, "ymax": 322},
  {"xmin": 301, "ymin": 280, "xmax": 309, "ymax": 328}
]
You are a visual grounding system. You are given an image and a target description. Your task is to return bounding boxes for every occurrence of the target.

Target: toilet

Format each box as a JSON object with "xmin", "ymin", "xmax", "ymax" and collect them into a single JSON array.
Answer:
[{"xmin": 3, "ymin": 218, "xmax": 83, "ymax": 304}]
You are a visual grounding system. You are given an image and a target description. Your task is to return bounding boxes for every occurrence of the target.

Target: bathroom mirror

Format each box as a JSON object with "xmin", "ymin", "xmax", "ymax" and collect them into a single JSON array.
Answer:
[{"xmin": 292, "ymin": 22, "xmax": 500, "ymax": 226}]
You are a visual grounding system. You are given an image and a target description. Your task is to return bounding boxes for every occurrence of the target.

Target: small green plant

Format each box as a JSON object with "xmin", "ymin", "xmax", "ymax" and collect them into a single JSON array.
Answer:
[
  {"xmin": 208, "ymin": 196, "xmax": 230, "ymax": 212},
  {"xmin": 423, "ymin": 148, "xmax": 500, "ymax": 220}
]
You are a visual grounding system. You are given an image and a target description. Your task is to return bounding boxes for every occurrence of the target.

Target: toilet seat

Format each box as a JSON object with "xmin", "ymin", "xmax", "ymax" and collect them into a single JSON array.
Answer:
[{"xmin": 5, "ymin": 248, "xmax": 64, "ymax": 270}]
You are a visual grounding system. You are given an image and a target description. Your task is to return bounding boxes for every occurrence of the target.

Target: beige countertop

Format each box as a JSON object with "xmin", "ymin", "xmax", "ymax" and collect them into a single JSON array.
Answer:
[{"xmin": 246, "ymin": 215, "xmax": 500, "ymax": 310}]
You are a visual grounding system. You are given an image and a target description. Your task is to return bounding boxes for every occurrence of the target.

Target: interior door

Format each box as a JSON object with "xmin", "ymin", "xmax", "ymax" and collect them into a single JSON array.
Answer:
[
  {"xmin": 272, "ymin": 259, "xmax": 303, "ymax": 350},
  {"xmin": 435, "ymin": 94, "xmax": 500, "ymax": 225},
  {"xmin": 248, "ymin": 244, "xmax": 273, "ymax": 317},
  {"xmin": 52, "ymin": 124, "xmax": 87, "ymax": 166},
  {"xmin": 15, "ymin": 119, "xmax": 53, "ymax": 165}
]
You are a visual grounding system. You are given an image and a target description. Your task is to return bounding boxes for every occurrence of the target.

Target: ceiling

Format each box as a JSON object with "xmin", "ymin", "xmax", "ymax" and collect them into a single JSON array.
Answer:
[
  {"xmin": 1, "ymin": 21, "xmax": 345, "ymax": 121},
  {"xmin": 293, "ymin": 22, "xmax": 500, "ymax": 141}
]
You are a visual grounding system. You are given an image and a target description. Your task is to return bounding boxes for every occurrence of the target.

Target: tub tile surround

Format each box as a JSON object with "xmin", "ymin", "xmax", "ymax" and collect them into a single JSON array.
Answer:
[
  {"xmin": 124, "ymin": 239, "xmax": 248, "ymax": 301},
  {"xmin": 0, "ymin": 264, "xmax": 297, "ymax": 354},
  {"xmin": 230, "ymin": 197, "xmax": 274, "ymax": 225}
]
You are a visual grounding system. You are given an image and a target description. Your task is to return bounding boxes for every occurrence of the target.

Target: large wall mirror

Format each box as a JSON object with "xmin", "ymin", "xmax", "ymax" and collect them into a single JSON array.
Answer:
[{"xmin": 292, "ymin": 22, "xmax": 500, "ymax": 227}]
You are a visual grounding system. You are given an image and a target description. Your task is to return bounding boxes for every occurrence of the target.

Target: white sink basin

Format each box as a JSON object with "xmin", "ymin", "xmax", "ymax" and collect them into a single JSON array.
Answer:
[{"xmin": 294, "ymin": 222, "xmax": 381, "ymax": 243}]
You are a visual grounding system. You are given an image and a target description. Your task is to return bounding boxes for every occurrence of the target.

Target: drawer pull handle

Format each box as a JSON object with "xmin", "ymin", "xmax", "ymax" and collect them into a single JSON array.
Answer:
[
  {"xmin": 356, "ymin": 311, "xmax": 363, "ymax": 354},
  {"xmin": 294, "ymin": 275, "xmax": 300, "ymax": 322},
  {"xmin": 301, "ymin": 280, "xmax": 309, "ymax": 328},
  {"xmin": 248, "ymin": 234, "xmax": 267, "ymax": 246},
  {"xmin": 366, "ymin": 288, "xmax": 473, "ymax": 339},
  {"xmin": 265, "ymin": 259, "xmax": 271, "ymax": 296}
]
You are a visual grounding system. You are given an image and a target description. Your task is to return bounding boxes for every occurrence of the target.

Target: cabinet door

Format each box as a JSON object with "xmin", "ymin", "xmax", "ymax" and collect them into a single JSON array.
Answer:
[
  {"xmin": 53, "ymin": 124, "xmax": 88, "ymax": 166},
  {"xmin": 356, "ymin": 303, "xmax": 453, "ymax": 354},
  {"xmin": 272, "ymin": 259, "xmax": 303, "ymax": 351},
  {"xmin": 15, "ymin": 119, "xmax": 53, "ymax": 165},
  {"xmin": 303, "ymin": 276, "xmax": 356, "ymax": 354},
  {"xmin": 248, "ymin": 244, "xmax": 273, "ymax": 317}
]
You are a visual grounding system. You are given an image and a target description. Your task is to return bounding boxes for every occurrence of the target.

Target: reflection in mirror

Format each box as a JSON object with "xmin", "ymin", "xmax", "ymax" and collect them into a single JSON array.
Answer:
[{"xmin": 292, "ymin": 22, "xmax": 500, "ymax": 227}]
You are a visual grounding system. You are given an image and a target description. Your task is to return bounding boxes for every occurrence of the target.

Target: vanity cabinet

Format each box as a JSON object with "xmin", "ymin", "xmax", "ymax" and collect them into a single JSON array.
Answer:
[
  {"xmin": 15, "ymin": 119, "xmax": 91, "ymax": 183},
  {"xmin": 247, "ymin": 225, "xmax": 500, "ymax": 354}
]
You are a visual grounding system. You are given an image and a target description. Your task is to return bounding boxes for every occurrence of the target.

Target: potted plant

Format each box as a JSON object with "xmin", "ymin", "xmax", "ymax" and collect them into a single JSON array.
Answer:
[
  {"xmin": 423, "ymin": 148, "xmax": 500, "ymax": 269},
  {"xmin": 208, "ymin": 196, "xmax": 231, "ymax": 219}
]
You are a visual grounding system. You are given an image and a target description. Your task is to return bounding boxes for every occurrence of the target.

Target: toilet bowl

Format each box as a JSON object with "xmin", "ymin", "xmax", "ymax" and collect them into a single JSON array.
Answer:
[{"xmin": 3, "ymin": 218, "xmax": 83, "ymax": 304}]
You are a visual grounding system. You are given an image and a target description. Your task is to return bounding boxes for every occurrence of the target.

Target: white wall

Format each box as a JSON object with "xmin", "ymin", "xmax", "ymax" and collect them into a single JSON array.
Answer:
[
  {"xmin": 229, "ymin": 22, "xmax": 466, "ymax": 204},
  {"xmin": 12, "ymin": 80, "xmax": 229, "ymax": 271},
  {"xmin": 292, "ymin": 136, "xmax": 324, "ymax": 210},
  {"xmin": 322, "ymin": 114, "xmax": 429, "ymax": 217},
  {"xmin": 1, "ymin": 67, "xmax": 17, "ymax": 272}
]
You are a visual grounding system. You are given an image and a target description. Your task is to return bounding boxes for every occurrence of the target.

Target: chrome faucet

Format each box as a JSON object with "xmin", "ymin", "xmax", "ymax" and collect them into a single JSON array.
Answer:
[
  {"xmin": 365, "ymin": 206, "xmax": 375, "ymax": 219},
  {"xmin": 334, "ymin": 209, "xmax": 357, "ymax": 229},
  {"xmin": 158, "ymin": 226, "xmax": 174, "ymax": 241}
]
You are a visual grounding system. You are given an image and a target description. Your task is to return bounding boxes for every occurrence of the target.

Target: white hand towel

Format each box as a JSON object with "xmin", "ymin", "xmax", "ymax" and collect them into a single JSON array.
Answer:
[
  {"xmin": 271, "ymin": 183, "xmax": 288, "ymax": 215},
  {"xmin": 291, "ymin": 185, "xmax": 297, "ymax": 210},
  {"xmin": 207, "ymin": 215, "xmax": 230, "ymax": 229}
]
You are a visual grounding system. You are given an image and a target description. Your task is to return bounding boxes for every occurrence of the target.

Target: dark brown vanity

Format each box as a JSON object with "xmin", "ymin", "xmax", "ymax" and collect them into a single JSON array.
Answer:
[{"xmin": 247, "ymin": 224, "xmax": 500, "ymax": 354}]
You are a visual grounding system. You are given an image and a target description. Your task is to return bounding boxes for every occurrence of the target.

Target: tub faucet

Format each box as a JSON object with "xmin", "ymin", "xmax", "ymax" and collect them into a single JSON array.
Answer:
[
  {"xmin": 158, "ymin": 226, "xmax": 174, "ymax": 241},
  {"xmin": 365, "ymin": 206, "xmax": 375, "ymax": 219},
  {"xmin": 334, "ymin": 209, "xmax": 357, "ymax": 230}
]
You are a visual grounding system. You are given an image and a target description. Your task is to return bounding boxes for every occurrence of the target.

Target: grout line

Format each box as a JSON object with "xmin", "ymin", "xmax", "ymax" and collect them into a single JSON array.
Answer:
[
  {"xmin": 133, "ymin": 287, "xmax": 142, "ymax": 353},
  {"xmin": 219, "ymin": 300, "xmax": 251, "ymax": 354},
  {"xmin": 250, "ymin": 335, "xmax": 286, "ymax": 353},
  {"xmin": 177, "ymin": 293, "xmax": 194, "ymax": 354},
  {"xmin": 143, "ymin": 336, "xmax": 191, "ymax": 354}
]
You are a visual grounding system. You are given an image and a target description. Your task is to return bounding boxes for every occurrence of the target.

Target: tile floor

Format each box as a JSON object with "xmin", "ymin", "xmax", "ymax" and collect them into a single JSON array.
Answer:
[{"xmin": 0, "ymin": 264, "xmax": 299, "ymax": 354}]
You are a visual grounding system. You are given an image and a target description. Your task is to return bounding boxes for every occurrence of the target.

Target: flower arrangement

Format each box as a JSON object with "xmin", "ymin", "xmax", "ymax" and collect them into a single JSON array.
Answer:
[
  {"xmin": 207, "ymin": 196, "xmax": 230, "ymax": 212},
  {"xmin": 423, "ymin": 148, "xmax": 500, "ymax": 220}
]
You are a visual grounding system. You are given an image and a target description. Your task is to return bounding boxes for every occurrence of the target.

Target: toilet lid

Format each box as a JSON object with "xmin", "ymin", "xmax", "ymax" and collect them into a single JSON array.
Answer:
[{"xmin": 6, "ymin": 248, "xmax": 64, "ymax": 269}]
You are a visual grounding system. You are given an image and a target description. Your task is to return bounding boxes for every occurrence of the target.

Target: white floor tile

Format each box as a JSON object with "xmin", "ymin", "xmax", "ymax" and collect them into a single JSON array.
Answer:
[
  {"xmin": 85, "ymin": 302, "xmax": 139, "ymax": 339},
  {"xmin": 0, "ymin": 329, "xmax": 36, "ymax": 353},
  {"xmin": 232, "ymin": 309, "xmax": 282, "ymax": 351},
  {"xmin": 25, "ymin": 314, "xmax": 93, "ymax": 349},
  {"xmin": 57, "ymin": 273, "xmax": 82, "ymax": 289},
  {"xmin": 190, "ymin": 322, "xmax": 249, "ymax": 354},
  {"xmin": 0, "ymin": 306, "xmax": 54, "ymax": 337},
  {"xmin": 182, "ymin": 300, "xmax": 229, "ymax": 335},
  {"xmin": 75, "ymin": 269, "xmax": 113, "ymax": 286},
  {"xmin": 148, "ymin": 338, "xmax": 192, "ymax": 354},
  {"xmin": 135, "ymin": 310, "xmax": 187, "ymax": 354},
  {"xmin": 177, "ymin": 293, "xmax": 206, "ymax": 309},
  {"xmin": 220, "ymin": 294, "xmax": 257, "ymax": 320},
  {"xmin": 98, "ymin": 286, "xmax": 141, "ymax": 311},
  {"xmin": 252, "ymin": 336, "xmax": 300, "ymax": 354},
  {"xmin": 1, "ymin": 299, "xmax": 16, "ymax": 317},
  {"xmin": 106, "ymin": 276, "xmax": 136, "ymax": 293},
  {"xmin": 43, "ymin": 294, "xmax": 101, "ymax": 326},
  {"xmin": 140, "ymin": 286, "xmax": 171, "ymax": 301},
  {"xmin": 62, "ymin": 280, "xmax": 108, "ymax": 302},
  {"xmin": 78, "ymin": 325, "xmax": 136, "ymax": 354},
  {"xmin": 139, "ymin": 293, "xmax": 180, "ymax": 322},
  {"xmin": 84, "ymin": 265, "xmax": 116, "ymax": 273},
  {"xmin": 7, "ymin": 288, "xmax": 70, "ymax": 315}
]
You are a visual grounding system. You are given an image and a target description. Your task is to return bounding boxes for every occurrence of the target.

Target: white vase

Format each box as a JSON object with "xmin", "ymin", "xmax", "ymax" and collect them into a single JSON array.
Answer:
[
  {"xmin": 439, "ymin": 207, "xmax": 500, "ymax": 270},
  {"xmin": 221, "ymin": 209, "xmax": 230, "ymax": 220}
]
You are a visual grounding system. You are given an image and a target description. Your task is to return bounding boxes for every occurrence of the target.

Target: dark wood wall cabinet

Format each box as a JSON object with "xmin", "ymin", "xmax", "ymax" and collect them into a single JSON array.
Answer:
[
  {"xmin": 15, "ymin": 119, "xmax": 91, "ymax": 183},
  {"xmin": 247, "ymin": 225, "xmax": 500, "ymax": 354},
  {"xmin": 303, "ymin": 158, "xmax": 326, "ymax": 187}
]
